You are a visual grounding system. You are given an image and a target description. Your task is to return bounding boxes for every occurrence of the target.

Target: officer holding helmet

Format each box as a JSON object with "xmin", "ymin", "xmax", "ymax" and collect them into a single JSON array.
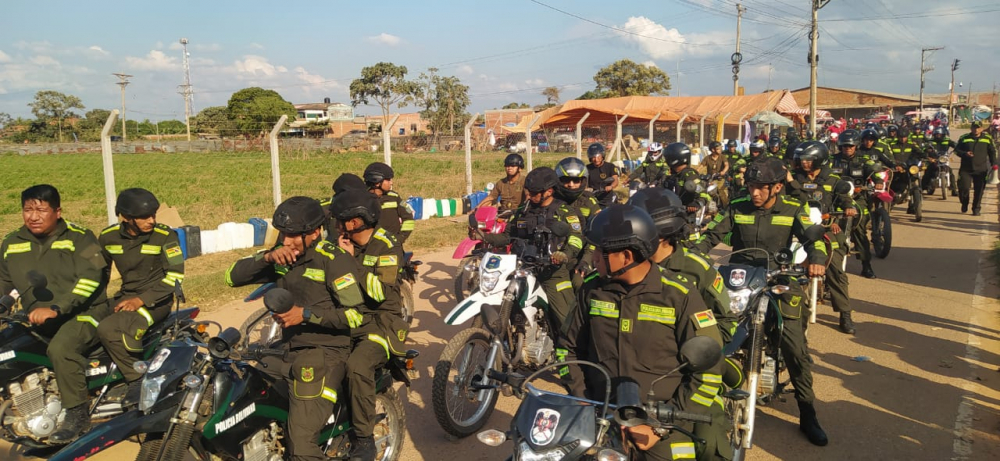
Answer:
[
  {"xmin": 694, "ymin": 158, "xmax": 830, "ymax": 447},
  {"xmin": 363, "ymin": 162, "xmax": 415, "ymax": 243},
  {"xmin": 477, "ymin": 153, "xmax": 527, "ymax": 214},
  {"xmin": 558, "ymin": 204, "xmax": 726, "ymax": 461},
  {"xmin": 330, "ymin": 189, "xmax": 409, "ymax": 461},
  {"xmin": 97, "ymin": 188, "xmax": 185, "ymax": 407},
  {"xmin": 586, "ymin": 143, "xmax": 620, "ymax": 207},
  {"xmin": 830, "ymin": 130, "xmax": 878, "ymax": 279},
  {"xmin": 631, "ymin": 142, "xmax": 670, "ymax": 187},
  {"xmin": 226, "ymin": 197, "xmax": 369, "ymax": 461}
]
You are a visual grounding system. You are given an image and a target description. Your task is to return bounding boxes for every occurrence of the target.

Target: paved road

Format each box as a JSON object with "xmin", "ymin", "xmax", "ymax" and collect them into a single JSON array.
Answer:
[{"xmin": 5, "ymin": 184, "xmax": 1000, "ymax": 461}]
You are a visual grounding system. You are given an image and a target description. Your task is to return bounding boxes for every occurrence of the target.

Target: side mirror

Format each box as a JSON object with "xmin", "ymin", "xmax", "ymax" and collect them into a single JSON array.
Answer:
[
  {"xmin": 263, "ymin": 288, "xmax": 294, "ymax": 314},
  {"xmin": 775, "ymin": 248, "xmax": 795, "ymax": 265},
  {"xmin": 803, "ymin": 224, "xmax": 826, "ymax": 243},
  {"xmin": 680, "ymin": 336, "xmax": 722, "ymax": 373},
  {"xmin": 683, "ymin": 181, "xmax": 699, "ymax": 194},
  {"xmin": 550, "ymin": 221, "xmax": 571, "ymax": 238},
  {"xmin": 835, "ymin": 179, "xmax": 854, "ymax": 195},
  {"xmin": 468, "ymin": 213, "xmax": 479, "ymax": 229},
  {"xmin": 27, "ymin": 270, "xmax": 48, "ymax": 289},
  {"xmin": 486, "ymin": 182, "xmax": 496, "ymax": 191}
]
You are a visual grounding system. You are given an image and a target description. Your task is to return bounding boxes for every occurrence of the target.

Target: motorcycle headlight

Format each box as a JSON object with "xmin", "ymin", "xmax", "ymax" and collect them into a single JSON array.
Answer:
[
  {"xmin": 908, "ymin": 165, "xmax": 920, "ymax": 175},
  {"xmin": 148, "ymin": 348, "xmax": 171, "ymax": 373},
  {"xmin": 139, "ymin": 375, "xmax": 167, "ymax": 412},
  {"xmin": 597, "ymin": 448, "xmax": 628, "ymax": 461},
  {"xmin": 481, "ymin": 270, "xmax": 502, "ymax": 292},
  {"xmin": 518, "ymin": 442, "xmax": 567, "ymax": 461},
  {"xmin": 728, "ymin": 288, "xmax": 753, "ymax": 315}
]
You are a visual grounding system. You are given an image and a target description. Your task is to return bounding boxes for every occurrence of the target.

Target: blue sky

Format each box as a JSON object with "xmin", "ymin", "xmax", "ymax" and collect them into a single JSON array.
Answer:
[{"xmin": 1, "ymin": 0, "xmax": 996, "ymax": 121}]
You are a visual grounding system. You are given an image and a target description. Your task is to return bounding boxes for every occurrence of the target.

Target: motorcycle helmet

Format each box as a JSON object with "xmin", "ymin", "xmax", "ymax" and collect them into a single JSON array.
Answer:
[
  {"xmin": 115, "ymin": 188, "xmax": 160, "ymax": 218},
  {"xmin": 585, "ymin": 204, "xmax": 659, "ymax": 272},
  {"xmin": 330, "ymin": 189, "xmax": 381, "ymax": 228},
  {"xmin": 726, "ymin": 139, "xmax": 739, "ymax": 149},
  {"xmin": 860, "ymin": 129, "xmax": 879, "ymax": 142},
  {"xmin": 272, "ymin": 196, "xmax": 327, "ymax": 235},
  {"xmin": 555, "ymin": 157, "xmax": 589, "ymax": 201},
  {"xmin": 875, "ymin": 126, "xmax": 888, "ymax": 139},
  {"xmin": 363, "ymin": 162, "xmax": 394, "ymax": 187},
  {"xmin": 332, "ymin": 173, "xmax": 366, "ymax": 194},
  {"xmin": 897, "ymin": 127, "xmax": 910, "ymax": 139},
  {"xmin": 646, "ymin": 142, "xmax": 664, "ymax": 162},
  {"xmin": 749, "ymin": 140, "xmax": 766, "ymax": 155},
  {"xmin": 587, "ymin": 143, "xmax": 606, "ymax": 160},
  {"xmin": 886, "ymin": 125, "xmax": 899, "ymax": 136},
  {"xmin": 708, "ymin": 141, "xmax": 722, "ymax": 151},
  {"xmin": 793, "ymin": 141, "xmax": 830, "ymax": 168},
  {"xmin": 504, "ymin": 153, "xmax": 525, "ymax": 168},
  {"xmin": 767, "ymin": 137, "xmax": 782, "ymax": 150},
  {"xmin": 627, "ymin": 188, "xmax": 687, "ymax": 241},
  {"xmin": 524, "ymin": 166, "xmax": 559, "ymax": 193},
  {"xmin": 932, "ymin": 127, "xmax": 946, "ymax": 138},
  {"xmin": 663, "ymin": 142, "xmax": 692, "ymax": 169},
  {"xmin": 838, "ymin": 129, "xmax": 861, "ymax": 147},
  {"xmin": 805, "ymin": 130, "xmax": 815, "ymax": 140},
  {"xmin": 745, "ymin": 157, "xmax": 787, "ymax": 185}
]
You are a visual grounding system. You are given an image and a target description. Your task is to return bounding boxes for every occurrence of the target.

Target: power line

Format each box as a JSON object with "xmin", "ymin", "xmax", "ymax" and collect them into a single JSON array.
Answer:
[{"xmin": 822, "ymin": 5, "xmax": 1000, "ymax": 21}]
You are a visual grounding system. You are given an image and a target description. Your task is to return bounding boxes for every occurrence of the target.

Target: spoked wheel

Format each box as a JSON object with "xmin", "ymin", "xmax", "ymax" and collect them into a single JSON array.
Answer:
[
  {"xmin": 453, "ymin": 256, "xmax": 480, "ymax": 302},
  {"xmin": 912, "ymin": 185, "xmax": 923, "ymax": 222},
  {"xmin": 239, "ymin": 307, "xmax": 281, "ymax": 352},
  {"xmin": 941, "ymin": 174, "xmax": 948, "ymax": 200},
  {"xmin": 871, "ymin": 206, "xmax": 892, "ymax": 258},
  {"xmin": 432, "ymin": 328, "xmax": 500, "ymax": 438},
  {"xmin": 373, "ymin": 387, "xmax": 406, "ymax": 461},
  {"xmin": 400, "ymin": 282, "xmax": 415, "ymax": 325}
]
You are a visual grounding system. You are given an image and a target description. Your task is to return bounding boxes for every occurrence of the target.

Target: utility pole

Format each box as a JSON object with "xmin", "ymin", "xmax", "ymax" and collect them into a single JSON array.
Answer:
[
  {"xmin": 808, "ymin": 0, "xmax": 831, "ymax": 136},
  {"xmin": 179, "ymin": 38, "xmax": 194, "ymax": 141},
  {"xmin": 919, "ymin": 46, "xmax": 943, "ymax": 115},
  {"xmin": 112, "ymin": 73, "xmax": 132, "ymax": 141},
  {"xmin": 732, "ymin": 3, "xmax": 746, "ymax": 96},
  {"xmin": 949, "ymin": 58, "xmax": 960, "ymax": 124},
  {"xmin": 675, "ymin": 60, "xmax": 682, "ymax": 96},
  {"xmin": 767, "ymin": 63, "xmax": 773, "ymax": 92}
]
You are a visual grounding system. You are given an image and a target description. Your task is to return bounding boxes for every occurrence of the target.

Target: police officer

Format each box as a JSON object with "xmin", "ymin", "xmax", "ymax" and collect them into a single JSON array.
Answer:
[
  {"xmin": 857, "ymin": 128, "xmax": 895, "ymax": 167},
  {"xmin": 586, "ymin": 143, "xmax": 620, "ymax": 207},
  {"xmin": 363, "ymin": 162, "xmax": 415, "ymax": 243},
  {"xmin": 884, "ymin": 125, "xmax": 899, "ymax": 147},
  {"xmin": 559, "ymin": 204, "xmax": 727, "ymax": 461},
  {"xmin": 702, "ymin": 141, "xmax": 730, "ymax": 206},
  {"xmin": 889, "ymin": 128, "xmax": 923, "ymax": 204},
  {"xmin": 767, "ymin": 137, "xmax": 783, "ymax": 160},
  {"xmin": 725, "ymin": 139, "xmax": 741, "ymax": 166},
  {"xmin": 662, "ymin": 142, "xmax": 711, "ymax": 214},
  {"xmin": 0, "ymin": 185, "xmax": 109, "ymax": 443},
  {"xmin": 956, "ymin": 121, "xmax": 997, "ymax": 215},
  {"xmin": 226, "ymin": 197, "xmax": 367, "ymax": 461},
  {"xmin": 477, "ymin": 153, "xmax": 527, "ymax": 214},
  {"xmin": 555, "ymin": 157, "xmax": 601, "ymax": 289},
  {"xmin": 97, "ymin": 188, "xmax": 185, "ymax": 406},
  {"xmin": 787, "ymin": 141, "xmax": 859, "ymax": 334},
  {"xmin": 830, "ymin": 130, "xmax": 877, "ymax": 279},
  {"xmin": 322, "ymin": 173, "xmax": 368, "ymax": 235},
  {"xmin": 330, "ymin": 189, "xmax": 409, "ymax": 461},
  {"xmin": 929, "ymin": 127, "xmax": 958, "ymax": 195},
  {"xmin": 693, "ymin": 158, "xmax": 830, "ymax": 446},
  {"xmin": 484, "ymin": 167, "xmax": 584, "ymax": 334},
  {"xmin": 632, "ymin": 142, "xmax": 670, "ymax": 187}
]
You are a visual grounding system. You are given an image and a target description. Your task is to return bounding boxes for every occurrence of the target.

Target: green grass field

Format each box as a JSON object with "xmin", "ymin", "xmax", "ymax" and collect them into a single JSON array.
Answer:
[{"xmin": 0, "ymin": 149, "xmax": 569, "ymax": 308}]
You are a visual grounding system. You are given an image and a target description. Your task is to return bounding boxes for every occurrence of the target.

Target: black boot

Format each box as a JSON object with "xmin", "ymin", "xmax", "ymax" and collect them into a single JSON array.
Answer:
[
  {"xmin": 50, "ymin": 405, "xmax": 91, "ymax": 444},
  {"xmin": 839, "ymin": 312, "xmax": 856, "ymax": 335},
  {"xmin": 860, "ymin": 262, "xmax": 876, "ymax": 279},
  {"xmin": 122, "ymin": 380, "xmax": 142, "ymax": 408},
  {"xmin": 351, "ymin": 435, "xmax": 376, "ymax": 461},
  {"xmin": 798, "ymin": 401, "xmax": 828, "ymax": 446}
]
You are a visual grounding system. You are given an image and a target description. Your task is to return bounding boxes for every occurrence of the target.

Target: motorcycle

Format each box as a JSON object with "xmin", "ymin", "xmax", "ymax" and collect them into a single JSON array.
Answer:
[
  {"xmin": 432, "ymin": 223, "xmax": 569, "ymax": 438},
  {"xmin": 715, "ymin": 226, "xmax": 826, "ymax": 461},
  {"xmin": 862, "ymin": 167, "xmax": 894, "ymax": 259},
  {"xmin": 0, "ymin": 274, "xmax": 199, "ymax": 450},
  {"xmin": 890, "ymin": 157, "xmax": 924, "ymax": 222},
  {"xmin": 51, "ymin": 287, "xmax": 417, "ymax": 461},
  {"xmin": 475, "ymin": 336, "xmax": 722, "ymax": 461},
  {"xmin": 925, "ymin": 148, "xmax": 953, "ymax": 201},
  {"xmin": 453, "ymin": 206, "xmax": 510, "ymax": 303},
  {"xmin": 399, "ymin": 251, "xmax": 421, "ymax": 324}
]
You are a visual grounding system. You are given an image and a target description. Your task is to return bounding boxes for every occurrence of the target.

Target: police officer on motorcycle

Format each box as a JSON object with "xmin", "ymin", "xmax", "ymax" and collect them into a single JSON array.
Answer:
[
  {"xmin": 662, "ymin": 143, "xmax": 711, "ymax": 215},
  {"xmin": 559, "ymin": 204, "xmax": 728, "ymax": 461},
  {"xmin": 555, "ymin": 157, "xmax": 601, "ymax": 288},
  {"xmin": 632, "ymin": 142, "xmax": 670, "ymax": 187},
  {"xmin": 929, "ymin": 127, "xmax": 958, "ymax": 195},
  {"xmin": 857, "ymin": 128, "xmax": 895, "ymax": 167},
  {"xmin": 787, "ymin": 141, "xmax": 860, "ymax": 334},
  {"xmin": 97, "ymin": 188, "xmax": 185, "ymax": 407},
  {"xmin": 830, "ymin": 130, "xmax": 878, "ymax": 279},
  {"xmin": 694, "ymin": 158, "xmax": 830, "ymax": 447},
  {"xmin": 226, "ymin": 197, "xmax": 368, "ymax": 461},
  {"xmin": 363, "ymin": 162, "xmax": 415, "ymax": 243},
  {"xmin": 477, "ymin": 153, "xmax": 527, "ymax": 214},
  {"xmin": 586, "ymin": 143, "xmax": 620, "ymax": 207}
]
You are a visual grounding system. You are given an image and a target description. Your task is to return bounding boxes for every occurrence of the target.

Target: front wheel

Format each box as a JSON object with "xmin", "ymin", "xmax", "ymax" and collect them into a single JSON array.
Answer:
[
  {"xmin": 239, "ymin": 307, "xmax": 281, "ymax": 352},
  {"xmin": 453, "ymin": 256, "xmax": 480, "ymax": 302},
  {"xmin": 400, "ymin": 282, "xmax": 415, "ymax": 325},
  {"xmin": 432, "ymin": 328, "xmax": 501, "ymax": 438},
  {"xmin": 871, "ymin": 206, "xmax": 892, "ymax": 259},
  {"xmin": 373, "ymin": 386, "xmax": 406, "ymax": 461},
  {"xmin": 941, "ymin": 173, "xmax": 948, "ymax": 200},
  {"xmin": 912, "ymin": 185, "xmax": 923, "ymax": 222}
]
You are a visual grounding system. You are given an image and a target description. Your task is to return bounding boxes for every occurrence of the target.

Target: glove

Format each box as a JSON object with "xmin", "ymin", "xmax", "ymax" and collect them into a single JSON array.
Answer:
[
  {"xmin": 345, "ymin": 308, "xmax": 364, "ymax": 329},
  {"xmin": 550, "ymin": 251, "xmax": 568, "ymax": 266}
]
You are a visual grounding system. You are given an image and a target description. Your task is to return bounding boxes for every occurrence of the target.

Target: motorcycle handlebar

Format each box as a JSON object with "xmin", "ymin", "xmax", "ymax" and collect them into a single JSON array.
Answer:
[
  {"xmin": 649, "ymin": 401, "xmax": 713, "ymax": 424},
  {"xmin": 246, "ymin": 345, "xmax": 287, "ymax": 361}
]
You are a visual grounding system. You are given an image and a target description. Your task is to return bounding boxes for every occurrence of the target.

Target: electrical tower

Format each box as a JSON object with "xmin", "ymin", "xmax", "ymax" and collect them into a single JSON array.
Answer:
[
  {"xmin": 178, "ymin": 38, "xmax": 194, "ymax": 141},
  {"xmin": 112, "ymin": 73, "xmax": 132, "ymax": 141}
]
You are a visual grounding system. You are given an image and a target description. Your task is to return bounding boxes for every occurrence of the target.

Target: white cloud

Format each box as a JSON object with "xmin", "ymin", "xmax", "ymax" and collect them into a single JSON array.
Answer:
[
  {"xmin": 232, "ymin": 55, "xmax": 288, "ymax": 76},
  {"xmin": 615, "ymin": 16, "xmax": 688, "ymax": 60},
  {"xmin": 0, "ymin": 50, "xmax": 10, "ymax": 63},
  {"xmin": 525, "ymin": 78, "xmax": 545, "ymax": 86},
  {"xmin": 250, "ymin": 43, "xmax": 265, "ymax": 50},
  {"xmin": 88, "ymin": 45, "xmax": 109, "ymax": 56},
  {"xmin": 125, "ymin": 50, "xmax": 180, "ymax": 71},
  {"xmin": 641, "ymin": 60, "xmax": 658, "ymax": 68},
  {"xmin": 171, "ymin": 41, "xmax": 220, "ymax": 52},
  {"xmin": 294, "ymin": 66, "xmax": 341, "ymax": 91},
  {"xmin": 14, "ymin": 41, "xmax": 53, "ymax": 54},
  {"xmin": 29, "ymin": 55, "xmax": 59, "ymax": 67},
  {"xmin": 457, "ymin": 64, "xmax": 474, "ymax": 75},
  {"xmin": 366, "ymin": 33, "xmax": 402, "ymax": 46}
]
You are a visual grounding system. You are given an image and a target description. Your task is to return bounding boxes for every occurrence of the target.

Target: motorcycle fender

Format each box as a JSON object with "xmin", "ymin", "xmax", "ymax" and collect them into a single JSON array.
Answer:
[
  {"xmin": 444, "ymin": 290, "xmax": 504, "ymax": 325},
  {"xmin": 452, "ymin": 238, "xmax": 482, "ymax": 259},
  {"xmin": 48, "ymin": 409, "xmax": 173, "ymax": 461}
]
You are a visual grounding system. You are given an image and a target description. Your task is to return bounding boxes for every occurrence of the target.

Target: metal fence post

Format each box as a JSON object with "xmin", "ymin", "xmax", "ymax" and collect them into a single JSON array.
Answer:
[
  {"xmin": 698, "ymin": 113, "xmax": 710, "ymax": 150},
  {"xmin": 269, "ymin": 115, "xmax": 288, "ymax": 208},
  {"xmin": 525, "ymin": 114, "xmax": 541, "ymax": 171},
  {"xmin": 383, "ymin": 114, "xmax": 401, "ymax": 166},
  {"xmin": 737, "ymin": 112, "xmax": 749, "ymax": 142},
  {"xmin": 718, "ymin": 112, "xmax": 731, "ymax": 141},
  {"xmin": 465, "ymin": 113, "xmax": 479, "ymax": 196},
  {"xmin": 100, "ymin": 110, "xmax": 120, "ymax": 225},
  {"xmin": 576, "ymin": 112, "xmax": 591, "ymax": 159},
  {"xmin": 611, "ymin": 114, "xmax": 629, "ymax": 164},
  {"xmin": 676, "ymin": 113, "xmax": 688, "ymax": 143},
  {"xmin": 648, "ymin": 112, "xmax": 661, "ymax": 145}
]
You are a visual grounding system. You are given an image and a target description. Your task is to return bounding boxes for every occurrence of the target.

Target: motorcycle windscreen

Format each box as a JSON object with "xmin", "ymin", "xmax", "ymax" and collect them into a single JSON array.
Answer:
[{"xmin": 513, "ymin": 387, "xmax": 597, "ymax": 456}]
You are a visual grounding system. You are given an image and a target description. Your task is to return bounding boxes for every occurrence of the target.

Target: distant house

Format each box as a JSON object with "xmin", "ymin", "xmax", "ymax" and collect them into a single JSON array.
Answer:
[
  {"xmin": 290, "ymin": 98, "xmax": 359, "ymax": 137},
  {"xmin": 364, "ymin": 113, "xmax": 430, "ymax": 137}
]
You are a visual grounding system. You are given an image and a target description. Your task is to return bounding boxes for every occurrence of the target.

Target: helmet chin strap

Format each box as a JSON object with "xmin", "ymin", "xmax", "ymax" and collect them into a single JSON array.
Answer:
[
  {"xmin": 123, "ymin": 218, "xmax": 145, "ymax": 235},
  {"xmin": 602, "ymin": 251, "xmax": 644, "ymax": 279}
]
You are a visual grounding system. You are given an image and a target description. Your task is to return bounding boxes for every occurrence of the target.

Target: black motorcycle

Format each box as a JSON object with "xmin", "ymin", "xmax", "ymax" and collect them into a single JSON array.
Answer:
[
  {"xmin": 0, "ymin": 274, "xmax": 199, "ymax": 450},
  {"xmin": 51, "ymin": 287, "xmax": 417, "ymax": 461}
]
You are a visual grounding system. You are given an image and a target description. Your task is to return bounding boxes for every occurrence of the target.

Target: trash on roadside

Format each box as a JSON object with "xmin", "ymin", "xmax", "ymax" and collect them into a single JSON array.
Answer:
[{"xmin": 852, "ymin": 356, "xmax": 872, "ymax": 362}]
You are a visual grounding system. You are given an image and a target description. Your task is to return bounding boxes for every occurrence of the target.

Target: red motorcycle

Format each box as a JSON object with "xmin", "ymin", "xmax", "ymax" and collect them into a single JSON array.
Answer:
[{"xmin": 452, "ymin": 206, "xmax": 509, "ymax": 301}]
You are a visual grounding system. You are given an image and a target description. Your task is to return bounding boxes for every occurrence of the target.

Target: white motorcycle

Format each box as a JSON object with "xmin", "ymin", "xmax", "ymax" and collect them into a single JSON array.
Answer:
[{"xmin": 432, "ymin": 225, "xmax": 568, "ymax": 439}]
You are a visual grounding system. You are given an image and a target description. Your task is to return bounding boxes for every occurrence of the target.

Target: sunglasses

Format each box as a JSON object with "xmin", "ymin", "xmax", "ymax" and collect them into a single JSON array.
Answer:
[{"xmin": 559, "ymin": 177, "xmax": 584, "ymax": 185}]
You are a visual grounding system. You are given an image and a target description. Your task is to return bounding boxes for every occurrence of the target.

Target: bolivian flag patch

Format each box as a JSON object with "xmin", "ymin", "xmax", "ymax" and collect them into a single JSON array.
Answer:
[
  {"xmin": 692, "ymin": 310, "xmax": 717, "ymax": 329},
  {"xmin": 334, "ymin": 273, "xmax": 356, "ymax": 291},
  {"xmin": 378, "ymin": 255, "xmax": 398, "ymax": 266},
  {"xmin": 712, "ymin": 273, "xmax": 724, "ymax": 294}
]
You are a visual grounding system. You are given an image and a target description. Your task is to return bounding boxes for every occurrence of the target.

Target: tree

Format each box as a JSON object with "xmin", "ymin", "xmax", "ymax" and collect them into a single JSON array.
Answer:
[
  {"xmin": 192, "ymin": 106, "xmax": 232, "ymax": 137},
  {"xmin": 428, "ymin": 76, "xmax": 471, "ymax": 136},
  {"xmin": 28, "ymin": 90, "xmax": 85, "ymax": 142},
  {"xmin": 577, "ymin": 90, "xmax": 608, "ymax": 100},
  {"xmin": 0, "ymin": 112, "xmax": 12, "ymax": 131},
  {"xmin": 350, "ymin": 62, "xmax": 418, "ymax": 131},
  {"xmin": 542, "ymin": 86, "xmax": 561, "ymax": 105},
  {"xmin": 226, "ymin": 87, "xmax": 296, "ymax": 137},
  {"xmin": 158, "ymin": 120, "xmax": 187, "ymax": 135},
  {"xmin": 502, "ymin": 102, "xmax": 531, "ymax": 109},
  {"xmin": 593, "ymin": 59, "xmax": 671, "ymax": 97}
]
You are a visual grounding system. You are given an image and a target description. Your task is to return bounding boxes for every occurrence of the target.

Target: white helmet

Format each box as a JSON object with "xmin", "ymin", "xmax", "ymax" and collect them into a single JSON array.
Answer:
[{"xmin": 647, "ymin": 142, "xmax": 664, "ymax": 161}]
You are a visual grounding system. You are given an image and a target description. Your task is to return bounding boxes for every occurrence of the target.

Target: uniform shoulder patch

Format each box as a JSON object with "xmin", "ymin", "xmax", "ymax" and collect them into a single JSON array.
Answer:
[
  {"xmin": 386, "ymin": 191, "xmax": 400, "ymax": 198},
  {"xmin": 66, "ymin": 222, "xmax": 89, "ymax": 234},
  {"xmin": 692, "ymin": 310, "xmax": 718, "ymax": 329},
  {"xmin": 315, "ymin": 240, "xmax": 341, "ymax": 260},
  {"xmin": 100, "ymin": 224, "xmax": 121, "ymax": 235}
]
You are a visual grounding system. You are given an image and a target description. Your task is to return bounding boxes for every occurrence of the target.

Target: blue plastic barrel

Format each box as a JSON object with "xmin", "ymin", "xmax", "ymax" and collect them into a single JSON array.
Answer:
[
  {"xmin": 248, "ymin": 218, "xmax": 267, "ymax": 246},
  {"xmin": 174, "ymin": 228, "xmax": 188, "ymax": 259},
  {"xmin": 407, "ymin": 197, "xmax": 423, "ymax": 220}
]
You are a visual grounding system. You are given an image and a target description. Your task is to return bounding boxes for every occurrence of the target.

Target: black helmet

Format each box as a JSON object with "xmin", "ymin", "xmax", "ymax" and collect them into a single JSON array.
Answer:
[
  {"xmin": 860, "ymin": 128, "xmax": 879, "ymax": 142},
  {"xmin": 886, "ymin": 125, "xmax": 898, "ymax": 135},
  {"xmin": 838, "ymin": 129, "xmax": 861, "ymax": 147},
  {"xmin": 555, "ymin": 157, "xmax": 588, "ymax": 201},
  {"xmin": 786, "ymin": 131, "xmax": 800, "ymax": 142},
  {"xmin": 587, "ymin": 143, "xmax": 606, "ymax": 160},
  {"xmin": 932, "ymin": 127, "xmax": 946, "ymax": 137},
  {"xmin": 767, "ymin": 137, "xmax": 782, "ymax": 149},
  {"xmin": 524, "ymin": 167, "xmax": 559, "ymax": 193},
  {"xmin": 272, "ymin": 196, "xmax": 327, "ymax": 235},
  {"xmin": 897, "ymin": 127, "xmax": 910, "ymax": 138},
  {"xmin": 875, "ymin": 126, "xmax": 887, "ymax": 139},
  {"xmin": 709, "ymin": 141, "xmax": 722, "ymax": 150},
  {"xmin": 627, "ymin": 188, "xmax": 687, "ymax": 240},
  {"xmin": 769, "ymin": 128, "xmax": 782, "ymax": 139},
  {"xmin": 726, "ymin": 139, "xmax": 739, "ymax": 148},
  {"xmin": 663, "ymin": 142, "xmax": 692, "ymax": 168},
  {"xmin": 585, "ymin": 204, "xmax": 658, "ymax": 263},
  {"xmin": 805, "ymin": 130, "xmax": 815, "ymax": 139},
  {"xmin": 793, "ymin": 141, "xmax": 830, "ymax": 167},
  {"xmin": 749, "ymin": 140, "xmax": 766, "ymax": 154},
  {"xmin": 116, "ymin": 188, "xmax": 160, "ymax": 218},
  {"xmin": 330, "ymin": 189, "xmax": 380, "ymax": 227},
  {"xmin": 745, "ymin": 157, "xmax": 787, "ymax": 185},
  {"xmin": 504, "ymin": 153, "xmax": 525, "ymax": 168},
  {"xmin": 363, "ymin": 162, "xmax": 394, "ymax": 187},
  {"xmin": 332, "ymin": 173, "xmax": 366, "ymax": 195}
]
